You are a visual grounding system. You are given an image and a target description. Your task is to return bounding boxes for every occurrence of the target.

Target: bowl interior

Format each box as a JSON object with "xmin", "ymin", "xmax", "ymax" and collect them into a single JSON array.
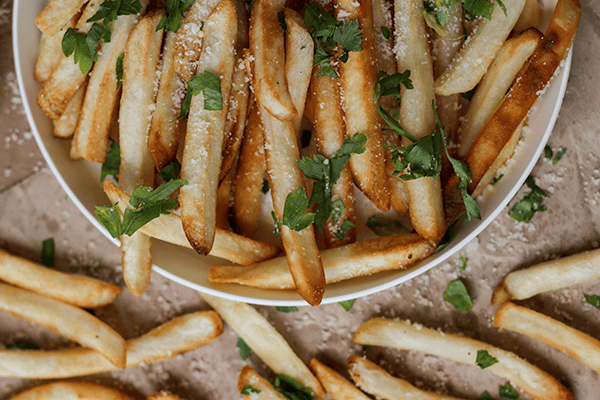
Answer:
[{"xmin": 13, "ymin": 0, "xmax": 570, "ymax": 305}]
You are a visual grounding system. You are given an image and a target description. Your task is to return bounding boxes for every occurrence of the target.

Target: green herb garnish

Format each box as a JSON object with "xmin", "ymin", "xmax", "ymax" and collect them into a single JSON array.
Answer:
[
  {"xmin": 476, "ymin": 350, "xmax": 499, "ymax": 369},
  {"xmin": 241, "ymin": 385, "xmax": 261, "ymax": 395},
  {"xmin": 276, "ymin": 306, "xmax": 299, "ymax": 313},
  {"xmin": 271, "ymin": 187, "xmax": 315, "ymax": 237},
  {"xmin": 158, "ymin": 160, "xmax": 182, "ymax": 181},
  {"xmin": 552, "ymin": 148, "xmax": 566, "ymax": 165},
  {"xmin": 261, "ymin": 179, "xmax": 270, "ymax": 194},
  {"xmin": 443, "ymin": 279, "xmax": 473, "ymax": 313},
  {"xmin": 380, "ymin": 26, "xmax": 391, "ymax": 39},
  {"xmin": 338, "ymin": 299, "xmax": 355, "ymax": 311},
  {"xmin": 508, "ymin": 176, "xmax": 547, "ymax": 222},
  {"xmin": 544, "ymin": 145, "xmax": 553, "ymax": 159},
  {"xmin": 115, "ymin": 53, "xmax": 124, "ymax": 90},
  {"xmin": 101, "ymin": 139, "xmax": 120, "ymax": 182},
  {"xmin": 273, "ymin": 375, "xmax": 315, "ymax": 400},
  {"xmin": 237, "ymin": 337, "xmax": 253, "ymax": 360},
  {"xmin": 499, "ymin": 383, "xmax": 519, "ymax": 399},
  {"xmin": 584, "ymin": 295, "xmax": 600, "ymax": 310},
  {"xmin": 480, "ymin": 391, "xmax": 493, "ymax": 400},
  {"xmin": 491, "ymin": 174, "xmax": 504, "ymax": 185},
  {"xmin": 157, "ymin": 0, "xmax": 195, "ymax": 33},
  {"xmin": 6, "ymin": 341, "xmax": 40, "ymax": 350},
  {"xmin": 41, "ymin": 238, "xmax": 55, "ymax": 269},
  {"xmin": 277, "ymin": 10, "xmax": 289, "ymax": 34},
  {"xmin": 177, "ymin": 70, "xmax": 223, "ymax": 120},
  {"xmin": 459, "ymin": 256, "xmax": 468, "ymax": 271}
]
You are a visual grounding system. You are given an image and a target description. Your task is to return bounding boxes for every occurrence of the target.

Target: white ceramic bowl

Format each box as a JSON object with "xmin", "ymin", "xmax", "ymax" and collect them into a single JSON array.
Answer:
[{"xmin": 13, "ymin": 0, "xmax": 570, "ymax": 306}]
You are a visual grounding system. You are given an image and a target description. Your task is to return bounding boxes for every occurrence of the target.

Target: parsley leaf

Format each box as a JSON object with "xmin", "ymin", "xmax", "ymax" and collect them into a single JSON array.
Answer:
[
  {"xmin": 41, "ymin": 238, "xmax": 55, "ymax": 269},
  {"xmin": 366, "ymin": 214, "xmax": 410, "ymax": 237},
  {"xmin": 157, "ymin": 0, "xmax": 195, "ymax": 33},
  {"xmin": 459, "ymin": 256, "xmax": 468, "ymax": 271},
  {"xmin": 443, "ymin": 279, "xmax": 473, "ymax": 313},
  {"xmin": 508, "ymin": 176, "xmax": 547, "ymax": 222},
  {"xmin": 584, "ymin": 295, "xmax": 600, "ymax": 310},
  {"xmin": 261, "ymin": 179, "xmax": 270, "ymax": 194},
  {"xmin": 241, "ymin": 385, "xmax": 261, "ymax": 395},
  {"xmin": 435, "ymin": 216, "xmax": 464, "ymax": 252},
  {"xmin": 276, "ymin": 306, "xmax": 299, "ymax": 313},
  {"xmin": 491, "ymin": 173, "xmax": 504, "ymax": 185},
  {"xmin": 480, "ymin": 391, "xmax": 493, "ymax": 400},
  {"xmin": 273, "ymin": 375, "xmax": 316, "ymax": 400},
  {"xmin": 62, "ymin": 23, "xmax": 111, "ymax": 74},
  {"xmin": 271, "ymin": 188, "xmax": 315, "ymax": 236},
  {"xmin": 499, "ymin": 383, "xmax": 519, "ymax": 399},
  {"xmin": 476, "ymin": 350, "xmax": 499, "ymax": 369},
  {"xmin": 462, "ymin": 85, "xmax": 477, "ymax": 101},
  {"xmin": 339, "ymin": 299, "xmax": 355, "ymax": 311},
  {"xmin": 552, "ymin": 148, "xmax": 566, "ymax": 165},
  {"xmin": 381, "ymin": 26, "xmax": 390, "ymax": 39},
  {"xmin": 544, "ymin": 145, "xmax": 553, "ymax": 159},
  {"xmin": 334, "ymin": 219, "xmax": 355, "ymax": 240},
  {"xmin": 101, "ymin": 139, "xmax": 120, "ymax": 182},
  {"xmin": 115, "ymin": 53, "xmax": 124, "ymax": 91},
  {"xmin": 178, "ymin": 70, "xmax": 223, "ymax": 120},
  {"xmin": 6, "ymin": 341, "xmax": 40, "ymax": 350},
  {"xmin": 277, "ymin": 11, "xmax": 289, "ymax": 34},
  {"xmin": 87, "ymin": 0, "xmax": 143, "ymax": 25},
  {"xmin": 237, "ymin": 337, "xmax": 253, "ymax": 360},
  {"xmin": 158, "ymin": 160, "xmax": 182, "ymax": 181},
  {"xmin": 94, "ymin": 179, "xmax": 187, "ymax": 238}
]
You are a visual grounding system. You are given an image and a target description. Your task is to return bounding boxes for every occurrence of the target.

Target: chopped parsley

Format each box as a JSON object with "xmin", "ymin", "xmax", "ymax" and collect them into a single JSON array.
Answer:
[
  {"xmin": 158, "ymin": 160, "xmax": 182, "ymax": 181},
  {"xmin": 273, "ymin": 375, "xmax": 315, "ymax": 400},
  {"xmin": 338, "ymin": 299, "xmax": 355, "ymax": 311},
  {"xmin": 157, "ymin": 0, "xmax": 196, "ymax": 33},
  {"xmin": 366, "ymin": 214, "xmax": 410, "ymax": 237},
  {"xmin": 583, "ymin": 295, "xmax": 600, "ymax": 310},
  {"xmin": 553, "ymin": 148, "xmax": 567, "ymax": 165},
  {"xmin": 261, "ymin": 179, "xmax": 270, "ymax": 194},
  {"xmin": 423, "ymin": 0, "xmax": 506, "ymax": 37},
  {"xmin": 271, "ymin": 188, "xmax": 315, "ymax": 237},
  {"xmin": 41, "ymin": 238, "xmax": 55, "ymax": 269},
  {"xmin": 177, "ymin": 70, "xmax": 223, "ymax": 120},
  {"xmin": 241, "ymin": 385, "xmax": 261, "ymax": 395},
  {"xmin": 277, "ymin": 11, "xmax": 289, "ymax": 34},
  {"xmin": 443, "ymin": 279, "xmax": 473, "ymax": 313},
  {"xmin": 476, "ymin": 350, "xmax": 499, "ymax": 369},
  {"xmin": 459, "ymin": 256, "xmax": 468, "ymax": 271},
  {"xmin": 435, "ymin": 217, "xmax": 463, "ymax": 252},
  {"xmin": 508, "ymin": 176, "xmax": 548, "ymax": 222},
  {"xmin": 304, "ymin": 3, "xmax": 363, "ymax": 78},
  {"xmin": 480, "ymin": 391, "xmax": 493, "ymax": 400},
  {"xmin": 101, "ymin": 139, "xmax": 120, "ymax": 182},
  {"xmin": 499, "ymin": 383, "xmax": 519, "ymax": 399},
  {"xmin": 237, "ymin": 337, "xmax": 253, "ymax": 360},
  {"xmin": 95, "ymin": 179, "xmax": 187, "ymax": 238},
  {"xmin": 462, "ymin": 85, "xmax": 477, "ymax": 101},
  {"xmin": 276, "ymin": 306, "xmax": 299, "ymax": 313},
  {"xmin": 491, "ymin": 173, "xmax": 504, "ymax": 185},
  {"xmin": 380, "ymin": 26, "xmax": 391, "ymax": 39},
  {"xmin": 6, "ymin": 341, "xmax": 40, "ymax": 350},
  {"xmin": 115, "ymin": 53, "xmax": 124, "ymax": 91},
  {"xmin": 544, "ymin": 145, "xmax": 553, "ymax": 159}
]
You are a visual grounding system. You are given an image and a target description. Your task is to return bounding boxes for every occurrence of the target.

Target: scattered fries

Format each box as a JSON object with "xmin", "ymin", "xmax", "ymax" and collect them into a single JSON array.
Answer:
[
  {"xmin": 7, "ymin": 381, "xmax": 136, "ymax": 400},
  {"xmin": 353, "ymin": 317, "xmax": 573, "ymax": 400},
  {"xmin": 35, "ymin": 0, "xmax": 87, "ymax": 36},
  {"xmin": 491, "ymin": 247, "xmax": 600, "ymax": 304},
  {"xmin": 0, "ymin": 249, "xmax": 121, "ymax": 308}
]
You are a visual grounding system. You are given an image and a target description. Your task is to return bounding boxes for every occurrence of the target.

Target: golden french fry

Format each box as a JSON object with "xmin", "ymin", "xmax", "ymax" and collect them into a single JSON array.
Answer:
[
  {"xmin": 232, "ymin": 100, "xmax": 266, "ymax": 239},
  {"xmin": 0, "ymin": 311, "xmax": 223, "ymax": 378},
  {"xmin": 238, "ymin": 366, "xmax": 288, "ymax": 400},
  {"xmin": 148, "ymin": 31, "xmax": 186, "ymax": 171},
  {"xmin": 209, "ymin": 233, "xmax": 435, "ymax": 289},
  {"xmin": 466, "ymin": 0, "xmax": 581, "ymax": 192},
  {"xmin": 53, "ymin": 82, "xmax": 86, "ymax": 139},
  {"xmin": 395, "ymin": 0, "xmax": 445, "ymax": 242},
  {"xmin": 7, "ymin": 381, "xmax": 136, "ymax": 400},
  {"xmin": 34, "ymin": 13, "xmax": 78, "ymax": 82},
  {"xmin": 70, "ymin": 1, "xmax": 150, "ymax": 162},
  {"xmin": 309, "ymin": 358, "xmax": 370, "ymax": 400},
  {"xmin": 434, "ymin": 0, "xmax": 527, "ymax": 96},
  {"xmin": 249, "ymin": 0, "xmax": 297, "ymax": 121},
  {"xmin": 146, "ymin": 393, "xmax": 184, "ymax": 400},
  {"xmin": 514, "ymin": 0, "xmax": 541, "ymax": 32},
  {"xmin": 0, "ymin": 282, "xmax": 126, "ymax": 368},
  {"xmin": 353, "ymin": 318, "xmax": 573, "ymax": 400},
  {"xmin": 180, "ymin": 0, "xmax": 238, "ymax": 255},
  {"xmin": 494, "ymin": 302, "xmax": 600, "ymax": 374},
  {"xmin": 491, "ymin": 247, "xmax": 600, "ymax": 304},
  {"xmin": 335, "ymin": 0, "xmax": 390, "ymax": 212},
  {"xmin": 219, "ymin": 56, "xmax": 250, "ymax": 183},
  {"xmin": 199, "ymin": 293, "xmax": 326, "ymax": 400},
  {"xmin": 0, "ymin": 249, "xmax": 121, "ymax": 308},
  {"xmin": 457, "ymin": 28, "xmax": 542, "ymax": 158},
  {"xmin": 34, "ymin": 0, "xmax": 87, "ymax": 36},
  {"xmin": 173, "ymin": 0, "xmax": 222, "ymax": 82},
  {"xmin": 37, "ymin": 1, "xmax": 105, "ymax": 120},
  {"xmin": 348, "ymin": 355, "xmax": 463, "ymax": 400},
  {"xmin": 103, "ymin": 181, "xmax": 281, "ymax": 265},
  {"xmin": 310, "ymin": 70, "xmax": 356, "ymax": 248}
]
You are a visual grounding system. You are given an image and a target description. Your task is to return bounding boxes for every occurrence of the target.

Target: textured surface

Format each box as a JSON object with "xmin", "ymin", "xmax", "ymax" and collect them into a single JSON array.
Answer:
[{"xmin": 2, "ymin": 1, "xmax": 600, "ymax": 399}]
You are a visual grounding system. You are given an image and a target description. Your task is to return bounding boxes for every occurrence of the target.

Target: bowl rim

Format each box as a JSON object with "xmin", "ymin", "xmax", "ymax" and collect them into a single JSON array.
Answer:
[{"xmin": 12, "ymin": 0, "xmax": 571, "ymax": 306}]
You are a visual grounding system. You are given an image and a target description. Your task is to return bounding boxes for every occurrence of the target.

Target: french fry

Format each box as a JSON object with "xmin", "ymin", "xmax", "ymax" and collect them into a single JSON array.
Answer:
[
  {"xmin": 494, "ymin": 302, "xmax": 600, "ymax": 374},
  {"xmin": 348, "ymin": 355, "xmax": 463, "ymax": 400},
  {"xmin": 466, "ymin": 0, "xmax": 581, "ymax": 192},
  {"xmin": 238, "ymin": 366, "xmax": 288, "ymax": 400},
  {"xmin": 173, "ymin": 0, "xmax": 222, "ymax": 82},
  {"xmin": 456, "ymin": 28, "xmax": 542, "ymax": 158},
  {"xmin": 514, "ymin": 0, "xmax": 542, "ymax": 33},
  {"xmin": 0, "ymin": 282, "xmax": 126, "ymax": 368},
  {"xmin": 148, "ymin": 31, "xmax": 186, "ymax": 170},
  {"xmin": 310, "ymin": 71, "xmax": 356, "ymax": 248},
  {"xmin": 36, "ymin": 0, "xmax": 105, "ymax": 120},
  {"xmin": 34, "ymin": 13, "xmax": 78, "ymax": 82},
  {"xmin": 335, "ymin": 0, "xmax": 391, "ymax": 212},
  {"xmin": 180, "ymin": 0, "xmax": 238, "ymax": 255},
  {"xmin": 199, "ymin": 293, "xmax": 326, "ymax": 400},
  {"xmin": 310, "ymin": 358, "xmax": 371, "ymax": 400},
  {"xmin": 232, "ymin": 100, "xmax": 266, "ymax": 239},
  {"xmin": 7, "ymin": 381, "xmax": 136, "ymax": 400},
  {"xmin": 146, "ymin": 393, "xmax": 184, "ymax": 400},
  {"xmin": 491, "ymin": 247, "xmax": 600, "ymax": 304},
  {"xmin": 209, "ymin": 233, "xmax": 435, "ymax": 289},
  {"xmin": 103, "ymin": 181, "xmax": 281, "ymax": 265},
  {"xmin": 34, "ymin": 0, "xmax": 87, "ymax": 36},
  {"xmin": 53, "ymin": 82, "xmax": 86, "ymax": 139},
  {"xmin": 0, "ymin": 311, "xmax": 223, "ymax": 378},
  {"xmin": 219, "ymin": 56, "xmax": 250, "ymax": 183},
  {"xmin": 118, "ymin": 9, "xmax": 166, "ymax": 296},
  {"xmin": 0, "ymin": 249, "xmax": 121, "ymax": 308},
  {"xmin": 249, "ymin": 0, "xmax": 297, "ymax": 121},
  {"xmin": 70, "ymin": 1, "xmax": 150, "ymax": 162},
  {"xmin": 395, "ymin": 0, "xmax": 445, "ymax": 242},
  {"xmin": 434, "ymin": 0, "xmax": 527, "ymax": 96},
  {"xmin": 353, "ymin": 318, "xmax": 573, "ymax": 400}
]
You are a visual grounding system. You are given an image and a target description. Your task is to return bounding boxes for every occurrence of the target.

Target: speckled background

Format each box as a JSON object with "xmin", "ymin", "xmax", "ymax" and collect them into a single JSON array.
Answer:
[{"xmin": 1, "ymin": 0, "xmax": 600, "ymax": 399}]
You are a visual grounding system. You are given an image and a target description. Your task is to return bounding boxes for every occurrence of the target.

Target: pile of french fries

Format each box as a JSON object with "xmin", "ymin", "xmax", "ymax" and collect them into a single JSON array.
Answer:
[{"xmin": 33, "ymin": 0, "xmax": 580, "ymax": 305}]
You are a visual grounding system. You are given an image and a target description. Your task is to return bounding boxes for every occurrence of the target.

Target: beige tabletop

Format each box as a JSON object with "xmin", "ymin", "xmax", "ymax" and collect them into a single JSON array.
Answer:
[{"xmin": 1, "ymin": 1, "xmax": 600, "ymax": 399}]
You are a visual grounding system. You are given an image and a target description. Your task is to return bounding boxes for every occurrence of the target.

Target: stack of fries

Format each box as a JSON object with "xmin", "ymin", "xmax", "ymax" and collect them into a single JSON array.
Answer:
[{"xmin": 33, "ymin": 0, "xmax": 580, "ymax": 305}]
